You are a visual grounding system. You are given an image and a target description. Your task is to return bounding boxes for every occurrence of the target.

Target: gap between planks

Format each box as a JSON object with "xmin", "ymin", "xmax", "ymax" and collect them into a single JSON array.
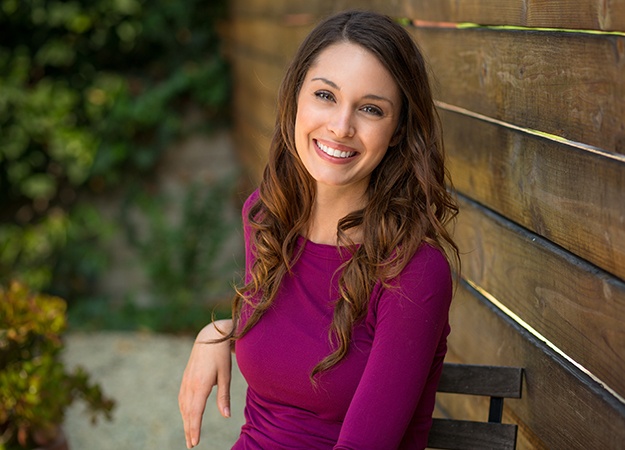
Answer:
[
  {"xmin": 398, "ymin": 18, "xmax": 625, "ymax": 37},
  {"xmin": 435, "ymin": 101, "xmax": 625, "ymax": 163}
]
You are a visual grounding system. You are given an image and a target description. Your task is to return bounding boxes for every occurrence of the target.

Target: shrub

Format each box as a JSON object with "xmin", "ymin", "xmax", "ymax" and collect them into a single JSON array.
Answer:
[{"xmin": 0, "ymin": 281, "xmax": 114, "ymax": 449}]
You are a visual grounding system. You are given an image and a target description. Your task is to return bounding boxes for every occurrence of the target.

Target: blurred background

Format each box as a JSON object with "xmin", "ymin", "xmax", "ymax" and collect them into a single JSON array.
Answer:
[
  {"xmin": 0, "ymin": 0, "xmax": 241, "ymax": 331},
  {"xmin": 1, "ymin": 0, "xmax": 247, "ymax": 448}
]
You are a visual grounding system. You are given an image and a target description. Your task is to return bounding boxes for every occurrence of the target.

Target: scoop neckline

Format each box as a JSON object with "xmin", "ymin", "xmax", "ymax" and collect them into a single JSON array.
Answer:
[{"xmin": 296, "ymin": 235, "xmax": 359, "ymax": 261}]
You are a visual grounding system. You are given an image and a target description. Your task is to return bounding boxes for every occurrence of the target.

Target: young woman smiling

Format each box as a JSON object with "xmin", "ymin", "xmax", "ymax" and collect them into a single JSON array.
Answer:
[{"xmin": 179, "ymin": 10, "xmax": 459, "ymax": 450}]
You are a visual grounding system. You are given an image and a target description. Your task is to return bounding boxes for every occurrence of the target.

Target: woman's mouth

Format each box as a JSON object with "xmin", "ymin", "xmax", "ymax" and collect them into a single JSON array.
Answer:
[{"xmin": 316, "ymin": 140, "xmax": 356, "ymax": 159}]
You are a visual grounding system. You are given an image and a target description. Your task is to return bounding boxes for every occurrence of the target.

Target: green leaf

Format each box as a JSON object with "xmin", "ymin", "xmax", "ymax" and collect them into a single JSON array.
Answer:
[
  {"xmin": 34, "ymin": 38, "xmax": 76, "ymax": 67},
  {"xmin": 20, "ymin": 174, "xmax": 57, "ymax": 200}
]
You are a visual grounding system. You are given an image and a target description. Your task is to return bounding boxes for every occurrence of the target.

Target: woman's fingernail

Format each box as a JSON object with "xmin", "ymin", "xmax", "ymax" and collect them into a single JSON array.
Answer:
[{"xmin": 224, "ymin": 407, "xmax": 231, "ymax": 418}]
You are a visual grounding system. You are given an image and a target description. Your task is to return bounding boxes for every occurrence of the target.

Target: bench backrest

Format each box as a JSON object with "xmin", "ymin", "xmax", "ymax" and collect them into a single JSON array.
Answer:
[{"xmin": 427, "ymin": 363, "xmax": 524, "ymax": 450}]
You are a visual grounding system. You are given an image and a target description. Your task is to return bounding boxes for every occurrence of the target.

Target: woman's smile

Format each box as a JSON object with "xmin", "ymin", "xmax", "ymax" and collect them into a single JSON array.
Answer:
[{"xmin": 315, "ymin": 139, "xmax": 357, "ymax": 160}]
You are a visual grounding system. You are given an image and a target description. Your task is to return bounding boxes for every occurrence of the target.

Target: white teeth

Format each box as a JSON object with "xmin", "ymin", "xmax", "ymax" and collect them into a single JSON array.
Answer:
[{"xmin": 317, "ymin": 141, "xmax": 355, "ymax": 159}]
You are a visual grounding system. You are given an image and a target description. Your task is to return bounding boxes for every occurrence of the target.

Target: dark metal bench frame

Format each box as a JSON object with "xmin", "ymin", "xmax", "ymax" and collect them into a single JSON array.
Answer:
[{"xmin": 427, "ymin": 363, "xmax": 524, "ymax": 450}]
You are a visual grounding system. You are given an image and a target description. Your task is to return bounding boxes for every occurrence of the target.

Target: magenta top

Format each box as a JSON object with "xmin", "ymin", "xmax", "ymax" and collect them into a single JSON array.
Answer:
[{"xmin": 232, "ymin": 190, "xmax": 452, "ymax": 450}]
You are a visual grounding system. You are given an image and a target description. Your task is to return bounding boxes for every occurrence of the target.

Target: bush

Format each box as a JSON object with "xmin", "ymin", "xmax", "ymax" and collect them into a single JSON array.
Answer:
[
  {"xmin": 69, "ymin": 177, "xmax": 240, "ymax": 333},
  {"xmin": 0, "ymin": 0, "xmax": 231, "ymax": 303},
  {"xmin": 0, "ymin": 281, "xmax": 114, "ymax": 449}
]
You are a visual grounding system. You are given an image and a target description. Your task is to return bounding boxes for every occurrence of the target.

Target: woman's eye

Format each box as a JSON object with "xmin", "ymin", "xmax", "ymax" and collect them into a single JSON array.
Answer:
[
  {"xmin": 314, "ymin": 91, "xmax": 334, "ymax": 102},
  {"xmin": 362, "ymin": 105, "xmax": 383, "ymax": 116}
]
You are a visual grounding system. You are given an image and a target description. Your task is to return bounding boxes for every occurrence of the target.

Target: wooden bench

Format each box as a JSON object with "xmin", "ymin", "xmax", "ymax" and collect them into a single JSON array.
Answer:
[{"xmin": 427, "ymin": 363, "xmax": 524, "ymax": 450}]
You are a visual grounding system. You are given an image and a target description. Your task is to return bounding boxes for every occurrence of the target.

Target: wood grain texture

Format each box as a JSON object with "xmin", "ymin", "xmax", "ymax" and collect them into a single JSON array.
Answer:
[
  {"xmin": 412, "ymin": 27, "xmax": 625, "ymax": 154},
  {"xmin": 437, "ymin": 363, "xmax": 523, "ymax": 398},
  {"xmin": 229, "ymin": 0, "xmax": 333, "ymax": 17},
  {"xmin": 231, "ymin": 113, "xmax": 271, "ymax": 183},
  {"xmin": 325, "ymin": 0, "xmax": 405, "ymax": 17},
  {"xmin": 228, "ymin": 0, "xmax": 625, "ymax": 31},
  {"xmin": 228, "ymin": 53, "xmax": 276, "ymax": 175},
  {"xmin": 405, "ymin": 0, "xmax": 625, "ymax": 31},
  {"xmin": 443, "ymin": 282, "xmax": 625, "ymax": 449},
  {"xmin": 454, "ymin": 196, "xmax": 625, "ymax": 400},
  {"xmin": 229, "ymin": 0, "xmax": 404, "ymax": 19},
  {"xmin": 227, "ymin": 33, "xmax": 284, "ymax": 181},
  {"xmin": 230, "ymin": 50, "xmax": 281, "ymax": 132},
  {"xmin": 428, "ymin": 419, "xmax": 518, "ymax": 450},
  {"xmin": 229, "ymin": 17, "xmax": 312, "ymax": 63},
  {"xmin": 433, "ymin": 388, "xmax": 546, "ymax": 450},
  {"xmin": 441, "ymin": 108, "xmax": 625, "ymax": 281}
]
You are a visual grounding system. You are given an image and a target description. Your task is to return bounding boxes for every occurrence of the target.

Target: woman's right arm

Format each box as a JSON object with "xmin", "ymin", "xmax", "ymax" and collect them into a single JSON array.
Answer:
[{"xmin": 179, "ymin": 319, "xmax": 233, "ymax": 449}]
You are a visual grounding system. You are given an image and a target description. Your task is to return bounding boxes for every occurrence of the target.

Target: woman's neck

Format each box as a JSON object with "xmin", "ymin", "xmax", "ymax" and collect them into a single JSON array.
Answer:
[{"xmin": 306, "ymin": 185, "xmax": 366, "ymax": 245}]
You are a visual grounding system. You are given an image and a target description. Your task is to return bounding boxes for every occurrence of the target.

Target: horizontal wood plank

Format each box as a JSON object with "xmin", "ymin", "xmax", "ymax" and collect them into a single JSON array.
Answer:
[
  {"xmin": 325, "ymin": 0, "xmax": 405, "ymax": 17},
  {"xmin": 405, "ymin": 0, "xmax": 625, "ymax": 32},
  {"xmin": 228, "ymin": 42, "xmax": 282, "ymax": 181},
  {"xmin": 231, "ymin": 53, "xmax": 280, "ymax": 131},
  {"xmin": 443, "ymin": 282, "xmax": 625, "ymax": 449},
  {"xmin": 229, "ymin": 0, "xmax": 405, "ymax": 20},
  {"xmin": 437, "ymin": 363, "xmax": 523, "ymax": 398},
  {"xmin": 230, "ymin": 106, "xmax": 271, "ymax": 184},
  {"xmin": 428, "ymin": 419, "xmax": 518, "ymax": 450},
  {"xmin": 433, "ymin": 388, "xmax": 546, "ymax": 450},
  {"xmin": 441, "ymin": 108, "xmax": 625, "ymax": 281},
  {"xmin": 412, "ymin": 27, "xmax": 625, "ymax": 154},
  {"xmin": 454, "ymin": 197, "xmax": 625, "ymax": 399},
  {"xmin": 229, "ymin": 0, "xmax": 332, "ymax": 17},
  {"xmin": 229, "ymin": 0, "xmax": 625, "ymax": 31},
  {"xmin": 231, "ymin": 89, "xmax": 274, "ymax": 141},
  {"xmin": 228, "ymin": 17, "xmax": 313, "ymax": 63}
]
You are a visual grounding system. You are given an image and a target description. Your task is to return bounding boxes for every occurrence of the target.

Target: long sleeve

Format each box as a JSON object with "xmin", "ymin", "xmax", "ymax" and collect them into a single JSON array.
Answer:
[{"xmin": 334, "ymin": 245, "xmax": 452, "ymax": 450}]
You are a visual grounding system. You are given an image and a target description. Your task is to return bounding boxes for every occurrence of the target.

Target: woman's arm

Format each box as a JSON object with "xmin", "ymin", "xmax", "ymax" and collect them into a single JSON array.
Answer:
[
  {"xmin": 179, "ymin": 319, "xmax": 233, "ymax": 449},
  {"xmin": 335, "ymin": 247, "xmax": 452, "ymax": 450}
]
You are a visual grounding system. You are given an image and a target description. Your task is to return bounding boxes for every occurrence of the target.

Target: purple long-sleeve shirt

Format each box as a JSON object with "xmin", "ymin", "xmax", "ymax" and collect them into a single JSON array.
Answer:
[{"xmin": 232, "ymin": 190, "xmax": 452, "ymax": 449}]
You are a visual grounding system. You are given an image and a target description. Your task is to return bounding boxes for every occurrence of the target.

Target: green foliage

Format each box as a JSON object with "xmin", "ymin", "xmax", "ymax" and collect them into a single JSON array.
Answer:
[
  {"xmin": 68, "ymin": 177, "xmax": 240, "ymax": 333},
  {"xmin": 129, "ymin": 180, "xmax": 237, "ymax": 303},
  {"xmin": 0, "ymin": 209, "xmax": 68, "ymax": 289},
  {"xmin": 0, "ymin": 0, "xmax": 231, "ymax": 299},
  {"xmin": 0, "ymin": 281, "xmax": 114, "ymax": 449},
  {"xmin": 0, "ymin": 205, "xmax": 113, "ymax": 295}
]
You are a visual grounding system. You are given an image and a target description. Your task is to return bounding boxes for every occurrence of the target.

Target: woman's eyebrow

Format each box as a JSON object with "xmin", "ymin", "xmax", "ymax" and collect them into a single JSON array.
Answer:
[
  {"xmin": 311, "ymin": 77, "xmax": 340, "ymax": 90},
  {"xmin": 363, "ymin": 94, "xmax": 394, "ymax": 107},
  {"xmin": 311, "ymin": 77, "xmax": 395, "ymax": 107}
]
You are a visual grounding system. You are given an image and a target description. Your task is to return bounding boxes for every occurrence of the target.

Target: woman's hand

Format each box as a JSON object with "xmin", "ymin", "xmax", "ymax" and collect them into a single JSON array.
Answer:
[{"xmin": 179, "ymin": 319, "xmax": 233, "ymax": 449}]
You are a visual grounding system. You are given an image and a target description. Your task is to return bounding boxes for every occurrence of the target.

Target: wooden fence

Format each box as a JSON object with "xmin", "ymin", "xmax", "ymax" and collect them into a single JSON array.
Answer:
[{"xmin": 224, "ymin": 0, "xmax": 625, "ymax": 447}]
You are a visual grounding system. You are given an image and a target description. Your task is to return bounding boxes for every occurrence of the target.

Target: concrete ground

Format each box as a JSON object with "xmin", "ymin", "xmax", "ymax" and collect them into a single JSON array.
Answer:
[{"xmin": 63, "ymin": 332, "xmax": 247, "ymax": 450}]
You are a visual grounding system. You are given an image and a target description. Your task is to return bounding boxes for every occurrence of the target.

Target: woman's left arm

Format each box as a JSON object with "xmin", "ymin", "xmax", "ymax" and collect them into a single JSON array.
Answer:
[{"xmin": 334, "ymin": 248, "xmax": 453, "ymax": 450}]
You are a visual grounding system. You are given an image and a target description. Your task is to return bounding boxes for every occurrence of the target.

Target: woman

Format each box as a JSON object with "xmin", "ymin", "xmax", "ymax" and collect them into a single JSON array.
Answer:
[{"xmin": 179, "ymin": 10, "xmax": 458, "ymax": 449}]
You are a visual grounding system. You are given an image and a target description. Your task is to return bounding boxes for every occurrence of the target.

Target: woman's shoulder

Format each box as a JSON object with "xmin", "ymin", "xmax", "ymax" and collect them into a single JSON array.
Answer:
[
  {"xmin": 369, "ymin": 242, "xmax": 453, "ymax": 323},
  {"xmin": 404, "ymin": 242, "xmax": 450, "ymax": 275},
  {"xmin": 390, "ymin": 242, "xmax": 452, "ymax": 295},
  {"xmin": 243, "ymin": 188, "xmax": 260, "ymax": 215}
]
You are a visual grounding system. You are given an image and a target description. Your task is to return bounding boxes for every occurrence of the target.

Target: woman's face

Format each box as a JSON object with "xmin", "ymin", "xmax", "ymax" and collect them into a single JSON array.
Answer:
[{"xmin": 294, "ymin": 42, "xmax": 402, "ymax": 197}]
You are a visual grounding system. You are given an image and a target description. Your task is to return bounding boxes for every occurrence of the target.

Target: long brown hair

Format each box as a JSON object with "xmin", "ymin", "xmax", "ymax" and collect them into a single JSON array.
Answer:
[{"xmin": 228, "ymin": 10, "xmax": 458, "ymax": 379}]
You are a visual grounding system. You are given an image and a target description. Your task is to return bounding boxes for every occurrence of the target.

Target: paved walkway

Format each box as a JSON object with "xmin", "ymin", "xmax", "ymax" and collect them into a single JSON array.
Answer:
[{"xmin": 63, "ymin": 332, "xmax": 247, "ymax": 450}]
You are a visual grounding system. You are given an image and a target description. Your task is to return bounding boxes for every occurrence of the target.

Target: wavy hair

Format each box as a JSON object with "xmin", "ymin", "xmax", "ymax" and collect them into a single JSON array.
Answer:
[{"xmin": 227, "ymin": 10, "xmax": 458, "ymax": 379}]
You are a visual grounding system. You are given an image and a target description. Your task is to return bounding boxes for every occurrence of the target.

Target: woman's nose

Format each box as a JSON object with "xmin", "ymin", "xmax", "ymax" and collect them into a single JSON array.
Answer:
[{"xmin": 328, "ymin": 107, "xmax": 355, "ymax": 138}]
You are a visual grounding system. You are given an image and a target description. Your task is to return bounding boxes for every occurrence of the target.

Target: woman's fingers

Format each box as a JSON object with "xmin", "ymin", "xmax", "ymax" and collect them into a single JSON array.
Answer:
[
  {"xmin": 179, "ymin": 366, "xmax": 212, "ymax": 448},
  {"xmin": 187, "ymin": 391, "xmax": 208, "ymax": 448},
  {"xmin": 217, "ymin": 364, "xmax": 232, "ymax": 418}
]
